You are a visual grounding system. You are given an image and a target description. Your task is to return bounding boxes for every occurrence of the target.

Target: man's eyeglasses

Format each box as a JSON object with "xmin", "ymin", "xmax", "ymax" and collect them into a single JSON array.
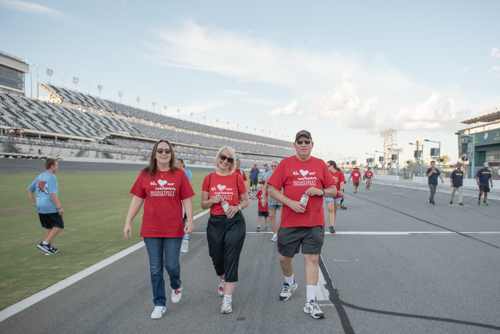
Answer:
[
  {"xmin": 157, "ymin": 148, "xmax": 172, "ymax": 154},
  {"xmin": 271, "ymin": 165, "xmax": 278, "ymax": 168},
  {"xmin": 296, "ymin": 140, "xmax": 311, "ymax": 145},
  {"xmin": 219, "ymin": 154, "xmax": 234, "ymax": 163}
]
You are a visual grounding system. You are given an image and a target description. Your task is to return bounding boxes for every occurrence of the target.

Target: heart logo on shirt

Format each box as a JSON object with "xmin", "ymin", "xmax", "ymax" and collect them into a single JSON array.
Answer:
[
  {"xmin": 300, "ymin": 170, "xmax": 309, "ymax": 177},
  {"xmin": 217, "ymin": 184, "xmax": 226, "ymax": 191},
  {"xmin": 158, "ymin": 179, "xmax": 167, "ymax": 186}
]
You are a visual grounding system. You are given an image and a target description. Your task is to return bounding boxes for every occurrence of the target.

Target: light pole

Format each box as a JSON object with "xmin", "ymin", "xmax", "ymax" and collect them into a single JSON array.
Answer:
[
  {"xmin": 30, "ymin": 63, "xmax": 33, "ymax": 99},
  {"xmin": 203, "ymin": 116, "xmax": 206, "ymax": 125},
  {"xmin": 62, "ymin": 72, "xmax": 65, "ymax": 88},
  {"xmin": 110, "ymin": 87, "xmax": 112, "ymax": 101},
  {"xmin": 36, "ymin": 64, "xmax": 39, "ymax": 99},
  {"xmin": 136, "ymin": 97, "xmax": 140, "ymax": 108},
  {"xmin": 177, "ymin": 109, "xmax": 180, "ymax": 118},
  {"xmin": 409, "ymin": 143, "xmax": 424, "ymax": 177},
  {"xmin": 46, "ymin": 68, "xmax": 53, "ymax": 84},
  {"xmin": 425, "ymin": 139, "xmax": 441, "ymax": 170},
  {"xmin": 164, "ymin": 106, "xmax": 167, "ymax": 116},
  {"xmin": 375, "ymin": 151, "xmax": 385, "ymax": 175},
  {"xmin": 129, "ymin": 94, "xmax": 132, "ymax": 106},
  {"xmin": 455, "ymin": 132, "xmax": 475, "ymax": 178},
  {"xmin": 72, "ymin": 77, "xmax": 79, "ymax": 92},
  {"xmin": 97, "ymin": 84, "xmax": 102, "ymax": 98},
  {"xmin": 388, "ymin": 148, "xmax": 400, "ymax": 177},
  {"xmin": 366, "ymin": 153, "xmax": 375, "ymax": 169},
  {"xmin": 87, "ymin": 80, "xmax": 90, "ymax": 95},
  {"xmin": 118, "ymin": 91, "xmax": 123, "ymax": 104},
  {"xmin": 152, "ymin": 102, "xmax": 156, "ymax": 113},
  {"xmin": 191, "ymin": 112, "xmax": 193, "ymax": 122}
]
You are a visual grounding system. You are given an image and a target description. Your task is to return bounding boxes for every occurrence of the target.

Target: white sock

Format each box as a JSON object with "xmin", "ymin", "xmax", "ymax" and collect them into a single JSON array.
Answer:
[
  {"xmin": 224, "ymin": 294, "xmax": 232, "ymax": 301},
  {"xmin": 285, "ymin": 275, "xmax": 294, "ymax": 286},
  {"xmin": 219, "ymin": 278, "xmax": 225, "ymax": 284},
  {"xmin": 273, "ymin": 233, "xmax": 277, "ymax": 237},
  {"xmin": 42, "ymin": 241, "xmax": 49, "ymax": 245},
  {"xmin": 306, "ymin": 285, "xmax": 316, "ymax": 302}
]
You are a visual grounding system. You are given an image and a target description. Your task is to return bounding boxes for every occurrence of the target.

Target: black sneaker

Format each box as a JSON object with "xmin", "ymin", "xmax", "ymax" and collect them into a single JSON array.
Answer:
[
  {"xmin": 450, "ymin": 201, "xmax": 452, "ymax": 205},
  {"xmin": 45, "ymin": 247, "xmax": 58, "ymax": 255},
  {"xmin": 329, "ymin": 226, "xmax": 335, "ymax": 234},
  {"xmin": 459, "ymin": 203, "xmax": 464, "ymax": 206},
  {"xmin": 432, "ymin": 201, "xmax": 436, "ymax": 206},
  {"xmin": 37, "ymin": 242, "xmax": 51, "ymax": 253}
]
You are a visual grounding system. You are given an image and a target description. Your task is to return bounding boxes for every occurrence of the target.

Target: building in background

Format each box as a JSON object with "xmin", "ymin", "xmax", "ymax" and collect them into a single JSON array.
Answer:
[{"xmin": 0, "ymin": 51, "xmax": 29, "ymax": 96}]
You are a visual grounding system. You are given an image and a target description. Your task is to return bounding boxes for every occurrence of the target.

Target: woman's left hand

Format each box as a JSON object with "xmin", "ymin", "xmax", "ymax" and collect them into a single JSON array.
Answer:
[{"xmin": 184, "ymin": 221, "xmax": 195, "ymax": 234}]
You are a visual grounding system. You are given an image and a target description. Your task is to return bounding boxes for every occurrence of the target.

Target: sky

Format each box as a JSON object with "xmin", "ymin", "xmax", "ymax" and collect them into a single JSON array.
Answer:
[{"xmin": 1, "ymin": 0, "xmax": 500, "ymax": 164}]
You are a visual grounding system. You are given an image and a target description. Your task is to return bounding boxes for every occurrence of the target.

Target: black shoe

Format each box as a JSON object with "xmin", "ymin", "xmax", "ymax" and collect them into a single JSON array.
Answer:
[
  {"xmin": 432, "ymin": 202, "xmax": 436, "ymax": 206},
  {"xmin": 459, "ymin": 203, "xmax": 464, "ymax": 206},
  {"xmin": 450, "ymin": 201, "xmax": 452, "ymax": 205},
  {"xmin": 329, "ymin": 226, "xmax": 335, "ymax": 234}
]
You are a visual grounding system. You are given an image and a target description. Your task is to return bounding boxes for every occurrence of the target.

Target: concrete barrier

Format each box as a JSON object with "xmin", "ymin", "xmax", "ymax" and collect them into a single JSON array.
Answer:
[
  {"xmin": 374, "ymin": 175, "xmax": 399, "ymax": 181},
  {"xmin": 412, "ymin": 176, "xmax": 500, "ymax": 189}
]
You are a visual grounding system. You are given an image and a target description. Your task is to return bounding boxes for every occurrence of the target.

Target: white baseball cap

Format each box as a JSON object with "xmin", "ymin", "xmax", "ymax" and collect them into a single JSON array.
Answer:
[{"xmin": 484, "ymin": 162, "xmax": 489, "ymax": 167}]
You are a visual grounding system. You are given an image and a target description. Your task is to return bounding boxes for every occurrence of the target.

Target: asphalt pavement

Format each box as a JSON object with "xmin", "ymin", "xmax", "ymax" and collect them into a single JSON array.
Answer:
[{"xmin": 1, "ymin": 159, "xmax": 499, "ymax": 333}]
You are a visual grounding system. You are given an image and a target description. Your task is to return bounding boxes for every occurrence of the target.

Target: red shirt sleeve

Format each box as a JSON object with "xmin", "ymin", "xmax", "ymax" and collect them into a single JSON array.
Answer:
[
  {"xmin": 202, "ymin": 174, "xmax": 211, "ymax": 192},
  {"xmin": 340, "ymin": 171, "xmax": 346, "ymax": 183},
  {"xmin": 130, "ymin": 172, "xmax": 147, "ymax": 198},
  {"xmin": 179, "ymin": 170, "xmax": 195, "ymax": 200}
]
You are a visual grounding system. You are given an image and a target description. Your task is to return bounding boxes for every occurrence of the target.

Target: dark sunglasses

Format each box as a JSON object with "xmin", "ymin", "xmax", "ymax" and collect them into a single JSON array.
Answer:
[
  {"xmin": 271, "ymin": 165, "xmax": 278, "ymax": 168},
  {"xmin": 219, "ymin": 154, "xmax": 234, "ymax": 163},
  {"xmin": 156, "ymin": 148, "xmax": 172, "ymax": 154},
  {"xmin": 296, "ymin": 140, "xmax": 311, "ymax": 145}
]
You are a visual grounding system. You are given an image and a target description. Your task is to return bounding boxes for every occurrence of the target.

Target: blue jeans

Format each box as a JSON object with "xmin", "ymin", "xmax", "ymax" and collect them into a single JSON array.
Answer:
[{"xmin": 144, "ymin": 237, "xmax": 182, "ymax": 306}]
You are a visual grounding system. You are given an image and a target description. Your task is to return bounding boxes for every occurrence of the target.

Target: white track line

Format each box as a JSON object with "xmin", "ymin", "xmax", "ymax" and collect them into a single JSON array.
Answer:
[{"xmin": 0, "ymin": 210, "xmax": 210, "ymax": 323}]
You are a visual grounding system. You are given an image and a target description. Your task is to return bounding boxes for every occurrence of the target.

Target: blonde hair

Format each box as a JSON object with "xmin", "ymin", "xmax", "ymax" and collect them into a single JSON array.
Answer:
[{"xmin": 214, "ymin": 146, "xmax": 237, "ymax": 174}]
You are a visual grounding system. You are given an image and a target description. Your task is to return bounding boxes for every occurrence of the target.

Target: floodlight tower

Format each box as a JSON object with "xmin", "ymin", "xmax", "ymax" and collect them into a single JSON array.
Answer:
[
  {"xmin": 97, "ymin": 85, "xmax": 103, "ymax": 98},
  {"xmin": 46, "ymin": 68, "xmax": 53, "ymax": 84},
  {"xmin": 73, "ymin": 77, "xmax": 79, "ymax": 92}
]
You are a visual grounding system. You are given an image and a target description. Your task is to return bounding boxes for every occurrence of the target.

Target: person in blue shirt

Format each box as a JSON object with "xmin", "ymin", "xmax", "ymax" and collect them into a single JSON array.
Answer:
[
  {"xmin": 450, "ymin": 162, "xmax": 464, "ymax": 206},
  {"xmin": 249, "ymin": 164, "xmax": 260, "ymax": 191},
  {"xmin": 476, "ymin": 162, "xmax": 493, "ymax": 206},
  {"xmin": 261, "ymin": 163, "xmax": 273, "ymax": 182},
  {"xmin": 427, "ymin": 160, "xmax": 444, "ymax": 206},
  {"xmin": 27, "ymin": 158, "xmax": 64, "ymax": 255},
  {"xmin": 176, "ymin": 159, "xmax": 194, "ymax": 187}
]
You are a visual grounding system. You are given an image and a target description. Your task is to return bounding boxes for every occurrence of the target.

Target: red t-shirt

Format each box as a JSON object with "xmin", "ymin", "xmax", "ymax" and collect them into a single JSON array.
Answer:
[
  {"xmin": 330, "ymin": 170, "xmax": 345, "ymax": 199},
  {"xmin": 202, "ymin": 172, "xmax": 247, "ymax": 215},
  {"xmin": 235, "ymin": 168, "xmax": 247, "ymax": 181},
  {"xmin": 351, "ymin": 171, "xmax": 361, "ymax": 183},
  {"xmin": 267, "ymin": 155, "xmax": 334, "ymax": 228},
  {"xmin": 130, "ymin": 169, "xmax": 195, "ymax": 238},
  {"xmin": 256, "ymin": 190, "xmax": 268, "ymax": 212},
  {"xmin": 365, "ymin": 171, "xmax": 373, "ymax": 179}
]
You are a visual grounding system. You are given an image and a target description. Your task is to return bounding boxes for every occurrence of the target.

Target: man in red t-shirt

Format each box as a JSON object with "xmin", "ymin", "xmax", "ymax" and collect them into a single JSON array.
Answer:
[
  {"xmin": 347, "ymin": 166, "xmax": 361, "ymax": 194},
  {"xmin": 364, "ymin": 167, "xmax": 375, "ymax": 193},
  {"xmin": 268, "ymin": 130, "xmax": 336, "ymax": 319}
]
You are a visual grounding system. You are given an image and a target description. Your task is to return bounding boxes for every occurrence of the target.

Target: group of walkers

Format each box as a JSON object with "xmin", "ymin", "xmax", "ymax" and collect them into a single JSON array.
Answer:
[
  {"xmin": 25, "ymin": 129, "xmax": 495, "ymax": 323},
  {"xmin": 428, "ymin": 161, "xmax": 494, "ymax": 206}
]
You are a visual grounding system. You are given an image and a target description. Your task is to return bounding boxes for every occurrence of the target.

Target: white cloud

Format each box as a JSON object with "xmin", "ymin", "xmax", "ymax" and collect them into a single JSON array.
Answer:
[
  {"xmin": 0, "ymin": 0, "xmax": 64, "ymax": 17},
  {"xmin": 394, "ymin": 92, "xmax": 469, "ymax": 131},
  {"xmin": 488, "ymin": 65, "xmax": 500, "ymax": 77},
  {"xmin": 491, "ymin": 48, "xmax": 500, "ymax": 57},
  {"xmin": 269, "ymin": 100, "xmax": 303, "ymax": 116},
  {"xmin": 308, "ymin": 73, "xmax": 381, "ymax": 131},
  {"xmin": 462, "ymin": 66, "xmax": 469, "ymax": 73}
]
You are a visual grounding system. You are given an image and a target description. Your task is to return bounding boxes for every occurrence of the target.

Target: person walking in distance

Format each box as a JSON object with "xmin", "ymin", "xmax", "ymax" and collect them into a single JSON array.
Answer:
[
  {"xmin": 261, "ymin": 163, "xmax": 273, "ymax": 182},
  {"xmin": 201, "ymin": 146, "xmax": 249, "ymax": 314},
  {"xmin": 250, "ymin": 164, "xmax": 260, "ymax": 191},
  {"xmin": 235, "ymin": 158, "xmax": 251, "ymax": 195},
  {"xmin": 268, "ymin": 130, "xmax": 336, "ymax": 319},
  {"xmin": 476, "ymin": 162, "xmax": 493, "ymax": 206},
  {"xmin": 261, "ymin": 161, "xmax": 282, "ymax": 242},
  {"xmin": 253, "ymin": 180, "xmax": 269, "ymax": 231},
  {"xmin": 175, "ymin": 159, "xmax": 194, "ymax": 187},
  {"xmin": 324, "ymin": 160, "xmax": 345, "ymax": 234},
  {"xmin": 348, "ymin": 167, "xmax": 361, "ymax": 194},
  {"xmin": 364, "ymin": 167, "xmax": 374, "ymax": 193},
  {"xmin": 450, "ymin": 162, "xmax": 464, "ymax": 206},
  {"xmin": 27, "ymin": 158, "xmax": 64, "ymax": 255},
  {"xmin": 427, "ymin": 161, "xmax": 444, "ymax": 206},
  {"xmin": 124, "ymin": 140, "xmax": 195, "ymax": 320}
]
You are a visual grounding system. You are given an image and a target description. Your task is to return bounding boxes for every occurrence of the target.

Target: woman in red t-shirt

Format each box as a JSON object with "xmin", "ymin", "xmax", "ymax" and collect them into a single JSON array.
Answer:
[
  {"xmin": 123, "ymin": 140, "xmax": 195, "ymax": 320},
  {"xmin": 324, "ymin": 160, "xmax": 345, "ymax": 234},
  {"xmin": 201, "ymin": 146, "xmax": 249, "ymax": 314}
]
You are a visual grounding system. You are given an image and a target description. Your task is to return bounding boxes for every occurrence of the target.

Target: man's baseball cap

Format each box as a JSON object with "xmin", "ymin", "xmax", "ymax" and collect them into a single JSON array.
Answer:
[
  {"xmin": 263, "ymin": 163, "xmax": 268, "ymax": 166},
  {"xmin": 295, "ymin": 130, "xmax": 312, "ymax": 141},
  {"xmin": 484, "ymin": 162, "xmax": 489, "ymax": 167},
  {"xmin": 456, "ymin": 162, "xmax": 462, "ymax": 166}
]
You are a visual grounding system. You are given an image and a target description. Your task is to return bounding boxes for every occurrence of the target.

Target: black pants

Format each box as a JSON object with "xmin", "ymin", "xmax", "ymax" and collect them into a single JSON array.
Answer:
[{"xmin": 206, "ymin": 212, "xmax": 246, "ymax": 282}]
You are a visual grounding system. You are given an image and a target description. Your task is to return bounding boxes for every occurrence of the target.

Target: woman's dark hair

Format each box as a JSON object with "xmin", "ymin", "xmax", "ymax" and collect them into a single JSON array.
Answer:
[
  {"xmin": 142, "ymin": 140, "xmax": 176, "ymax": 179},
  {"xmin": 327, "ymin": 160, "xmax": 338, "ymax": 170}
]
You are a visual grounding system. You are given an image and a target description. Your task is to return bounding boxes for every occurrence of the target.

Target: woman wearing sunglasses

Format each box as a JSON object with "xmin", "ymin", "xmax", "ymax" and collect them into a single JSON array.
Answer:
[
  {"xmin": 201, "ymin": 146, "xmax": 249, "ymax": 314},
  {"xmin": 124, "ymin": 140, "xmax": 195, "ymax": 320}
]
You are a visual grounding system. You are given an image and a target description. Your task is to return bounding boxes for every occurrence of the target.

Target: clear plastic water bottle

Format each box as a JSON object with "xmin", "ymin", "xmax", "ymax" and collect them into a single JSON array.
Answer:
[
  {"xmin": 300, "ymin": 194, "xmax": 309, "ymax": 206},
  {"xmin": 180, "ymin": 233, "xmax": 190, "ymax": 253},
  {"xmin": 221, "ymin": 199, "xmax": 230, "ymax": 213}
]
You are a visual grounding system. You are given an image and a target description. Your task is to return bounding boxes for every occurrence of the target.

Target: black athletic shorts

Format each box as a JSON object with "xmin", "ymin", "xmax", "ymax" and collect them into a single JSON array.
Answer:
[
  {"xmin": 277, "ymin": 226, "xmax": 324, "ymax": 257},
  {"xmin": 258, "ymin": 211, "xmax": 269, "ymax": 217},
  {"xmin": 353, "ymin": 182, "xmax": 359, "ymax": 186},
  {"xmin": 250, "ymin": 179, "xmax": 258, "ymax": 186},
  {"xmin": 479, "ymin": 185, "xmax": 490, "ymax": 193},
  {"xmin": 39, "ymin": 213, "xmax": 64, "ymax": 229}
]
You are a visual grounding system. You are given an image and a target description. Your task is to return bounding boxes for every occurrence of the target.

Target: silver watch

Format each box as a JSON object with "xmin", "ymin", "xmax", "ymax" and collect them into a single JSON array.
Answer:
[{"xmin": 237, "ymin": 205, "xmax": 242, "ymax": 211}]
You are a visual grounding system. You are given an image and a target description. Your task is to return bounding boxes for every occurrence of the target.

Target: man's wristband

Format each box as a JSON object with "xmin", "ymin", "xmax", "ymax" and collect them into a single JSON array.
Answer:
[
  {"xmin": 320, "ymin": 189, "xmax": 325, "ymax": 196},
  {"xmin": 57, "ymin": 207, "xmax": 62, "ymax": 209}
]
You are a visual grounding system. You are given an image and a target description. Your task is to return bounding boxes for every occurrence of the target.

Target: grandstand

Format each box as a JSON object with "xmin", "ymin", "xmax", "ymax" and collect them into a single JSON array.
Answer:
[{"xmin": 1, "ymin": 80, "xmax": 293, "ymax": 168}]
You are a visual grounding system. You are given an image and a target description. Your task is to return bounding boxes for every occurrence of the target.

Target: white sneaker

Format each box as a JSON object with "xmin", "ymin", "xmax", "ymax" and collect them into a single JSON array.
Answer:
[
  {"xmin": 151, "ymin": 306, "xmax": 166, "ymax": 319},
  {"xmin": 221, "ymin": 297, "xmax": 232, "ymax": 314},
  {"xmin": 218, "ymin": 281, "xmax": 225, "ymax": 297},
  {"xmin": 304, "ymin": 300, "xmax": 325, "ymax": 319},
  {"xmin": 279, "ymin": 281, "xmax": 297, "ymax": 301},
  {"xmin": 271, "ymin": 234, "xmax": 277, "ymax": 242},
  {"xmin": 171, "ymin": 287, "xmax": 182, "ymax": 303}
]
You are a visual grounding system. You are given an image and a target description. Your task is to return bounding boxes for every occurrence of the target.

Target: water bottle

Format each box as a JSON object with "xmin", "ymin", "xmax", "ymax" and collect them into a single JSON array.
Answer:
[
  {"xmin": 221, "ymin": 199, "xmax": 229, "ymax": 213},
  {"xmin": 300, "ymin": 194, "xmax": 309, "ymax": 206},
  {"xmin": 180, "ymin": 234, "xmax": 190, "ymax": 253}
]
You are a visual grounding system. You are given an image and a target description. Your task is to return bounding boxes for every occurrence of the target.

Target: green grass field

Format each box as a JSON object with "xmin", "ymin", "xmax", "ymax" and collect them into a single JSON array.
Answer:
[{"xmin": 0, "ymin": 171, "xmax": 210, "ymax": 310}]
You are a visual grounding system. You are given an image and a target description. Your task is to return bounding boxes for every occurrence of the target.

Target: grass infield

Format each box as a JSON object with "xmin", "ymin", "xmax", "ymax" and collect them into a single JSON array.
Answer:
[{"xmin": 0, "ymin": 171, "xmax": 210, "ymax": 310}]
